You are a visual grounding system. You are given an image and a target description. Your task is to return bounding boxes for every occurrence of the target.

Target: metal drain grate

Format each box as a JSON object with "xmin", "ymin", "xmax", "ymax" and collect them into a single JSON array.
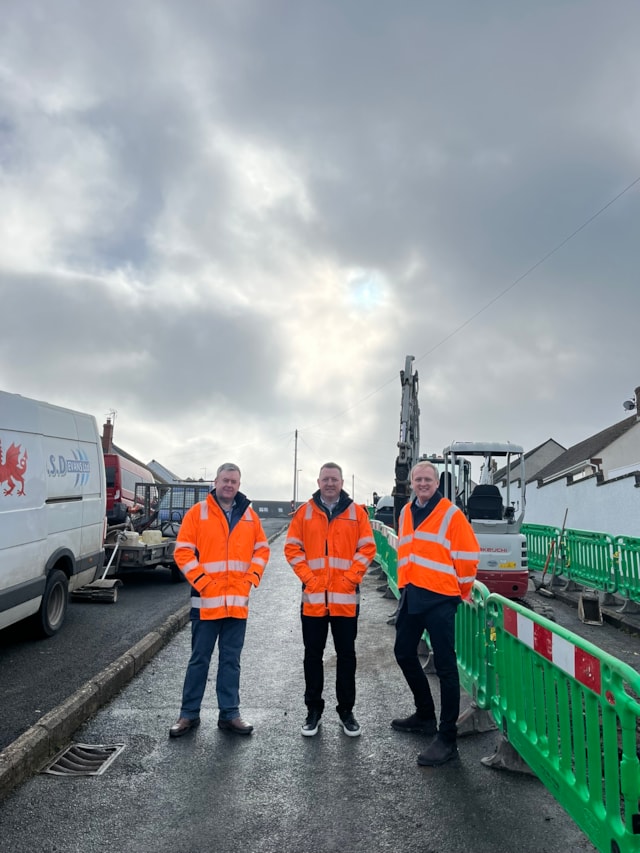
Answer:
[{"xmin": 41, "ymin": 743, "xmax": 125, "ymax": 776}]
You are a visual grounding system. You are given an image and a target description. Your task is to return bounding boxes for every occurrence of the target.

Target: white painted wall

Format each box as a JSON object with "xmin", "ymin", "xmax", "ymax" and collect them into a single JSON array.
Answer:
[
  {"xmin": 502, "ymin": 471, "xmax": 640, "ymax": 538},
  {"xmin": 600, "ymin": 426, "xmax": 640, "ymax": 478}
]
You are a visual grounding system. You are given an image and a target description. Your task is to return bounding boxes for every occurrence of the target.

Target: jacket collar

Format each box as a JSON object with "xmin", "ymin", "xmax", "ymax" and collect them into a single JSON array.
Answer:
[{"xmin": 312, "ymin": 488, "xmax": 352, "ymax": 519}]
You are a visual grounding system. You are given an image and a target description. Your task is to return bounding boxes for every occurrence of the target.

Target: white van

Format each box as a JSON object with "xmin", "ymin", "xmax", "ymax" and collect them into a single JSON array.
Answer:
[{"xmin": 0, "ymin": 391, "xmax": 106, "ymax": 637}]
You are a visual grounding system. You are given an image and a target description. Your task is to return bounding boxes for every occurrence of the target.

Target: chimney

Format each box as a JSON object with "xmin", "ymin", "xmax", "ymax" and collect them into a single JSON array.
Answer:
[{"xmin": 102, "ymin": 418, "xmax": 114, "ymax": 453}]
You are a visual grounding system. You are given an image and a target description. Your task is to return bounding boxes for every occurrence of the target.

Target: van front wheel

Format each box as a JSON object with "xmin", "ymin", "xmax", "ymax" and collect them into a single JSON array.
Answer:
[{"xmin": 36, "ymin": 569, "xmax": 69, "ymax": 637}]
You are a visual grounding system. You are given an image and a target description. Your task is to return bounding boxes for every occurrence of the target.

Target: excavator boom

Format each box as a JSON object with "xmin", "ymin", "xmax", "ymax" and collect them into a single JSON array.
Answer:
[{"xmin": 392, "ymin": 355, "xmax": 420, "ymax": 529}]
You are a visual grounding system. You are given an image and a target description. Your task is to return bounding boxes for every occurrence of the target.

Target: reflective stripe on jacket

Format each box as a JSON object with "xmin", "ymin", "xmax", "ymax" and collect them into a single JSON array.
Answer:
[
  {"xmin": 173, "ymin": 493, "xmax": 270, "ymax": 620},
  {"xmin": 397, "ymin": 497, "xmax": 479, "ymax": 599},
  {"xmin": 284, "ymin": 494, "xmax": 376, "ymax": 617}
]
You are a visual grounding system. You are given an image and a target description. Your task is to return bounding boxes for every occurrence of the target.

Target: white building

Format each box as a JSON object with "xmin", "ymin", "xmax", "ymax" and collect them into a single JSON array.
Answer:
[{"xmin": 494, "ymin": 389, "xmax": 640, "ymax": 539}]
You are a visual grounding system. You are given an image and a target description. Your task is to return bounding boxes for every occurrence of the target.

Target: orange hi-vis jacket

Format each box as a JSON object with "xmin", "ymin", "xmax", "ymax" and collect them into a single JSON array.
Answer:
[
  {"xmin": 284, "ymin": 492, "xmax": 376, "ymax": 617},
  {"xmin": 174, "ymin": 491, "xmax": 270, "ymax": 621},
  {"xmin": 397, "ymin": 497, "xmax": 479, "ymax": 600}
]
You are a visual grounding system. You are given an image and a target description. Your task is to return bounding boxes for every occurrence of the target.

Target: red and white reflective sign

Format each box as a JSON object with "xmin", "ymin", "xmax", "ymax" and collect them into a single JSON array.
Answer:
[{"xmin": 503, "ymin": 607, "xmax": 601, "ymax": 695}]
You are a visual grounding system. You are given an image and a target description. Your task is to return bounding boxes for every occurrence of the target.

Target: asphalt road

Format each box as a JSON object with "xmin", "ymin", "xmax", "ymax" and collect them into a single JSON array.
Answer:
[
  {"xmin": 0, "ymin": 541, "xmax": 597, "ymax": 853},
  {"xmin": 0, "ymin": 519, "xmax": 288, "ymax": 751},
  {"xmin": 2, "ymin": 524, "xmax": 638, "ymax": 852}
]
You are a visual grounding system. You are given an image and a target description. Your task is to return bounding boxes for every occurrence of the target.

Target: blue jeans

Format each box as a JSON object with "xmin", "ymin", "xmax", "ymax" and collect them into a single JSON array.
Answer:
[
  {"xmin": 179, "ymin": 617, "xmax": 247, "ymax": 721},
  {"xmin": 394, "ymin": 585, "xmax": 460, "ymax": 742}
]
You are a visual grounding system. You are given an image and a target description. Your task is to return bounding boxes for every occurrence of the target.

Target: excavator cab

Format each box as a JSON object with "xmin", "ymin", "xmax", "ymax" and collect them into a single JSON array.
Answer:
[
  {"xmin": 467, "ymin": 484, "xmax": 504, "ymax": 521},
  {"xmin": 442, "ymin": 441, "xmax": 528, "ymax": 599}
]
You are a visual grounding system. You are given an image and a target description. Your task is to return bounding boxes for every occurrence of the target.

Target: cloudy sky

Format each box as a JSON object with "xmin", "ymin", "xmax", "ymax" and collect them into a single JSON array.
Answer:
[{"xmin": 1, "ymin": 1, "xmax": 639, "ymax": 502}]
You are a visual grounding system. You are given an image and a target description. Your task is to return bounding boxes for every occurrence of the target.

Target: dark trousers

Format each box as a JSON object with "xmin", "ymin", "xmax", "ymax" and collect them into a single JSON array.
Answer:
[
  {"xmin": 393, "ymin": 586, "xmax": 460, "ymax": 742},
  {"xmin": 301, "ymin": 613, "xmax": 358, "ymax": 718}
]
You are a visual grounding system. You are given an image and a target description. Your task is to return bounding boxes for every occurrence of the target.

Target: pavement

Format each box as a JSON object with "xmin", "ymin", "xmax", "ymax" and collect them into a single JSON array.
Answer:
[{"xmin": 0, "ymin": 521, "xmax": 287, "ymax": 801}]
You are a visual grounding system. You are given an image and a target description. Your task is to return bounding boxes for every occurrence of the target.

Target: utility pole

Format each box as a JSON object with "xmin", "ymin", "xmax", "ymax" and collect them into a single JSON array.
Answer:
[{"xmin": 292, "ymin": 429, "xmax": 298, "ymax": 511}]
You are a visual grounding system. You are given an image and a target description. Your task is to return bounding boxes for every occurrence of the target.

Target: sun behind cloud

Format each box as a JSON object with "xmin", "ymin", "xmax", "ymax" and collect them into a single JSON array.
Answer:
[{"xmin": 347, "ymin": 269, "xmax": 387, "ymax": 309}]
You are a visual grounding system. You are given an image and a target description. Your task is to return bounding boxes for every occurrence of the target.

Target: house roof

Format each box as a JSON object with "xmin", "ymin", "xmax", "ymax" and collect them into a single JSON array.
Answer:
[
  {"xmin": 493, "ymin": 439, "xmax": 565, "ymax": 482},
  {"xmin": 147, "ymin": 459, "xmax": 183, "ymax": 484},
  {"xmin": 534, "ymin": 415, "xmax": 638, "ymax": 482},
  {"xmin": 108, "ymin": 443, "xmax": 155, "ymax": 477}
]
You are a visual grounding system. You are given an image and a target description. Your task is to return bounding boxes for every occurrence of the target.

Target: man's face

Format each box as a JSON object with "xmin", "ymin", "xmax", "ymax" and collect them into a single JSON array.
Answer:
[
  {"xmin": 214, "ymin": 469, "xmax": 241, "ymax": 503},
  {"xmin": 411, "ymin": 466, "xmax": 439, "ymax": 503},
  {"xmin": 318, "ymin": 467, "xmax": 343, "ymax": 503}
]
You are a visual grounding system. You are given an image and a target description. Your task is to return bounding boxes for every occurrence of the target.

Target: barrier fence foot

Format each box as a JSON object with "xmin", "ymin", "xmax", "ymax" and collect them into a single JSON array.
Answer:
[
  {"xmin": 386, "ymin": 606, "xmax": 400, "ymax": 626},
  {"xmin": 480, "ymin": 735, "xmax": 535, "ymax": 775},
  {"xmin": 578, "ymin": 590, "xmax": 603, "ymax": 625},
  {"xmin": 617, "ymin": 597, "xmax": 640, "ymax": 615},
  {"xmin": 421, "ymin": 649, "xmax": 435, "ymax": 673},
  {"xmin": 457, "ymin": 703, "xmax": 498, "ymax": 737}
]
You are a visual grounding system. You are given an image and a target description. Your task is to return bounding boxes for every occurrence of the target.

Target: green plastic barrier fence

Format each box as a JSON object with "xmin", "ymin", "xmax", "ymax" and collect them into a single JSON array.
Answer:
[
  {"xmin": 372, "ymin": 524, "xmax": 491, "ymax": 712},
  {"xmin": 521, "ymin": 524, "xmax": 561, "ymax": 572},
  {"xmin": 615, "ymin": 535, "xmax": 640, "ymax": 606},
  {"xmin": 372, "ymin": 522, "xmax": 399, "ymax": 599},
  {"xmin": 455, "ymin": 581, "xmax": 491, "ymax": 710},
  {"xmin": 564, "ymin": 529, "xmax": 617, "ymax": 593},
  {"xmin": 525, "ymin": 525, "xmax": 640, "ymax": 600},
  {"xmin": 487, "ymin": 594, "xmax": 640, "ymax": 853}
]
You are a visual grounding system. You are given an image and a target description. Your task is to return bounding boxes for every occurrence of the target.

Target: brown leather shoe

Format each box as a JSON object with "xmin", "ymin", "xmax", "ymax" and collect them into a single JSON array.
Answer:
[
  {"xmin": 217, "ymin": 717, "xmax": 254, "ymax": 735},
  {"xmin": 169, "ymin": 717, "xmax": 200, "ymax": 738}
]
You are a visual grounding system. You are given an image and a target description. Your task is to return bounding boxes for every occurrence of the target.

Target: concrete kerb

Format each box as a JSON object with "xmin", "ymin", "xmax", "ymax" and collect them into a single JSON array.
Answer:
[
  {"xmin": 0, "ymin": 603, "xmax": 191, "ymax": 802},
  {"xmin": 0, "ymin": 526, "xmax": 287, "ymax": 803}
]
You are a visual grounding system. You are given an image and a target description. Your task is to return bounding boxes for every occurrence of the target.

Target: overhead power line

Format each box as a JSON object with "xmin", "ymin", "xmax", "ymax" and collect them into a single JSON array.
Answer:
[
  {"xmin": 302, "ymin": 173, "xmax": 640, "ymax": 431},
  {"xmin": 413, "ymin": 173, "xmax": 640, "ymax": 364}
]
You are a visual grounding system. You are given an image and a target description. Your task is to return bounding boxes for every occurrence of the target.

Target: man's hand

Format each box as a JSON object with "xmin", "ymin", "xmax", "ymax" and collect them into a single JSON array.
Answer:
[
  {"xmin": 304, "ymin": 575, "xmax": 323, "ymax": 594},
  {"xmin": 343, "ymin": 571, "xmax": 360, "ymax": 589}
]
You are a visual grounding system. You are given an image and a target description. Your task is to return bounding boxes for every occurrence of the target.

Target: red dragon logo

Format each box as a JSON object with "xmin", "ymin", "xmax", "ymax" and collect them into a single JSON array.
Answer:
[{"xmin": 0, "ymin": 440, "xmax": 28, "ymax": 496}]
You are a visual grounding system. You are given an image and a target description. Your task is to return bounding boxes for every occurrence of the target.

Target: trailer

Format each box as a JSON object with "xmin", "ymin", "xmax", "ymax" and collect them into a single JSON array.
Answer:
[
  {"xmin": 72, "ymin": 482, "xmax": 196, "ymax": 600},
  {"xmin": 103, "ymin": 529, "xmax": 181, "ymax": 583},
  {"xmin": 99, "ymin": 480, "xmax": 214, "ymax": 584}
]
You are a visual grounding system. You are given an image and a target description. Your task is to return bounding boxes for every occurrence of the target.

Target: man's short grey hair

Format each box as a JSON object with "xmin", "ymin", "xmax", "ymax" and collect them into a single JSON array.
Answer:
[
  {"xmin": 216, "ymin": 462, "xmax": 241, "ymax": 478},
  {"xmin": 319, "ymin": 462, "xmax": 343, "ymax": 477},
  {"xmin": 410, "ymin": 460, "xmax": 439, "ymax": 480}
]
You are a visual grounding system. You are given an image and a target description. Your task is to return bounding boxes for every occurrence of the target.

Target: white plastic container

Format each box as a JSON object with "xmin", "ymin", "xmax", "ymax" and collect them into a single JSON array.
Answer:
[{"xmin": 141, "ymin": 529, "xmax": 163, "ymax": 545}]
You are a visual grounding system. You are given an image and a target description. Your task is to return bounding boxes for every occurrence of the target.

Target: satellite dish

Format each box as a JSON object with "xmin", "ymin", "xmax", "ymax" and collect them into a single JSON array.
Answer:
[{"xmin": 623, "ymin": 400, "xmax": 636, "ymax": 411}]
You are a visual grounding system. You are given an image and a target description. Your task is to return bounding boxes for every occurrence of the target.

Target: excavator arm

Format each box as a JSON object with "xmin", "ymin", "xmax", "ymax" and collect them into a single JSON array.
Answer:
[{"xmin": 392, "ymin": 355, "xmax": 420, "ymax": 530}]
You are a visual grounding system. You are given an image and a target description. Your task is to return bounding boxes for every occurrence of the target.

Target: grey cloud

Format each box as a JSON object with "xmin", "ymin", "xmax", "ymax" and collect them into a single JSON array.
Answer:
[
  {"xmin": 1, "ymin": 0, "xmax": 639, "ymax": 498},
  {"xmin": 0, "ymin": 272, "xmax": 285, "ymax": 416}
]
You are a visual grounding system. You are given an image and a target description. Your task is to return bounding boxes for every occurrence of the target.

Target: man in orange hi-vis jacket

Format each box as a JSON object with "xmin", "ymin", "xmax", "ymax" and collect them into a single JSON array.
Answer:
[
  {"xmin": 169, "ymin": 463, "xmax": 269, "ymax": 739},
  {"xmin": 285, "ymin": 462, "xmax": 376, "ymax": 738},
  {"xmin": 392, "ymin": 460, "xmax": 479, "ymax": 767}
]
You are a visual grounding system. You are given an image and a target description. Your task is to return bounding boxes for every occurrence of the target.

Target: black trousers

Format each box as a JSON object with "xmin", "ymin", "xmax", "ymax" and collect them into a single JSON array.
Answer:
[
  {"xmin": 393, "ymin": 586, "xmax": 460, "ymax": 742},
  {"xmin": 301, "ymin": 613, "xmax": 358, "ymax": 718}
]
